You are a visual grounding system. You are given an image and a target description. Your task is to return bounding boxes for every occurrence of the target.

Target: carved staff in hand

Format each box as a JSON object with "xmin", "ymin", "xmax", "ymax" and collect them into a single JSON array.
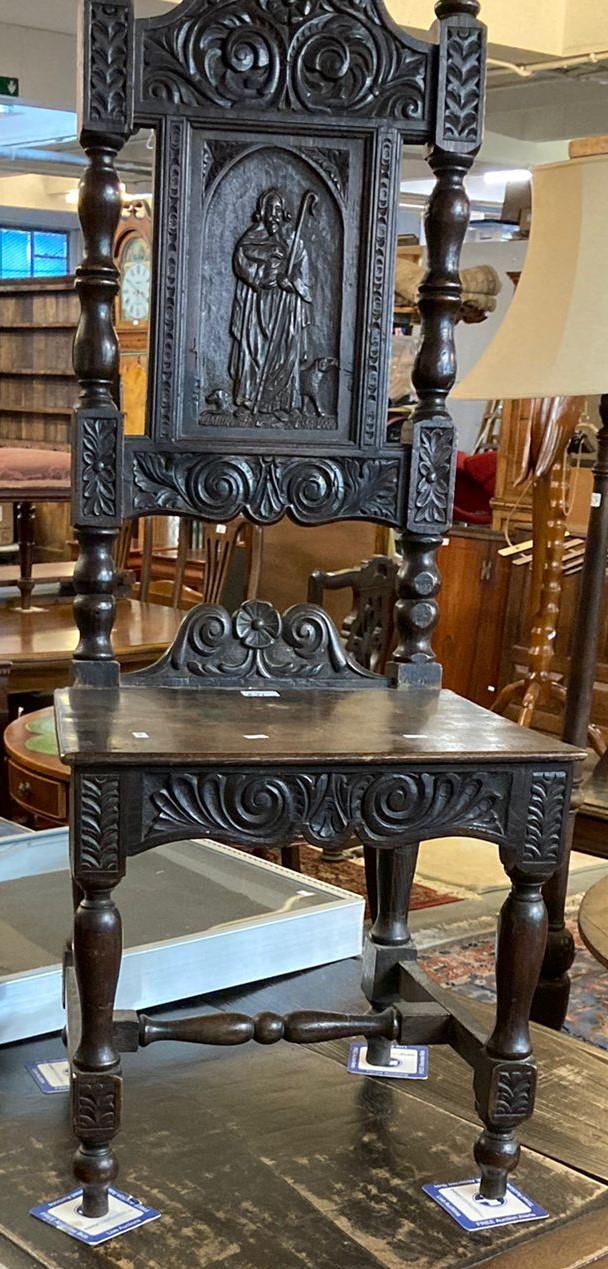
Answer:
[{"xmin": 230, "ymin": 188, "xmax": 315, "ymax": 419}]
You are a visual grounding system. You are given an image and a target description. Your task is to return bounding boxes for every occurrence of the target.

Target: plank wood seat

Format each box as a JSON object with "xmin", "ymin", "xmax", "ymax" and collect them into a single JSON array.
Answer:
[{"xmin": 57, "ymin": 0, "xmax": 584, "ymax": 1233}]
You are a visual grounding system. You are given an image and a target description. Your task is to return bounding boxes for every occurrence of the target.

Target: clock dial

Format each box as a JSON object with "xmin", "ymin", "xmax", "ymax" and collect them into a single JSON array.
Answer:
[{"xmin": 119, "ymin": 236, "xmax": 151, "ymax": 324}]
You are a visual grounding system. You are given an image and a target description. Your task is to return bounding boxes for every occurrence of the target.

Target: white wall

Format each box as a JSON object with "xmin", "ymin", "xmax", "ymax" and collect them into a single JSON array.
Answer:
[{"xmin": 452, "ymin": 237, "xmax": 528, "ymax": 452}]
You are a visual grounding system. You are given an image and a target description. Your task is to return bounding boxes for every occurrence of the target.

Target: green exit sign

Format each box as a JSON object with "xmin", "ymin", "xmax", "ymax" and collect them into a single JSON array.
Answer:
[{"xmin": 0, "ymin": 77, "xmax": 19, "ymax": 97}]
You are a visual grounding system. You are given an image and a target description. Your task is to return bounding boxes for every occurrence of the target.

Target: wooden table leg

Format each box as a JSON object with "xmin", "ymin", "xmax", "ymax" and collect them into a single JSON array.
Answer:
[{"xmin": 15, "ymin": 500, "xmax": 35, "ymax": 611}]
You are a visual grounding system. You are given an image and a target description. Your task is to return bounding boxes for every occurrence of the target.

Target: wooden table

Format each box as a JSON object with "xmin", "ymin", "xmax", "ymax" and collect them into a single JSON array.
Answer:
[
  {"xmin": 0, "ymin": 599, "xmax": 186, "ymax": 815},
  {"xmin": 2, "ymin": 959, "xmax": 608, "ymax": 1267},
  {"xmin": 579, "ymin": 874, "xmax": 608, "ymax": 969},
  {"xmin": 574, "ymin": 758, "xmax": 608, "ymax": 860},
  {"xmin": 4, "ymin": 707, "xmax": 68, "ymax": 828},
  {"xmin": 0, "ymin": 481, "xmax": 71, "ymax": 610},
  {"xmin": 0, "ymin": 598, "xmax": 185, "ymax": 699}
]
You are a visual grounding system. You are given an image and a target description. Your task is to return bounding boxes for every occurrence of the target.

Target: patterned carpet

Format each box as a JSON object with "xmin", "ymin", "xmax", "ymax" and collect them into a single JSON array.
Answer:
[
  {"xmin": 422, "ymin": 917, "xmax": 608, "ymax": 1052},
  {"xmin": 297, "ymin": 845, "xmax": 459, "ymax": 916}
]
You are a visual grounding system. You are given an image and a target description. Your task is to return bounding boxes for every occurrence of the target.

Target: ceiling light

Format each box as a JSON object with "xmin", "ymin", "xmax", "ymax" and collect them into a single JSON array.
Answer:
[{"xmin": 483, "ymin": 169, "xmax": 531, "ymax": 186}]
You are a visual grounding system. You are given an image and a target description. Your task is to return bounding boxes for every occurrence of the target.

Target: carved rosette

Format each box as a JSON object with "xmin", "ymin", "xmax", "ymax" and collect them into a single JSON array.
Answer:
[
  {"xmin": 139, "ymin": 0, "xmax": 430, "ymax": 125},
  {"xmin": 82, "ymin": 0, "xmax": 134, "ymax": 135},
  {"xmin": 129, "ymin": 451, "xmax": 401, "ymax": 525},
  {"xmin": 523, "ymin": 771, "xmax": 568, "ymax": 867},
  {"xmin": 407, "ymin": 419, "xmax": 456, "ymax": 533},
  {"xmin": 142, "ymin": 765, "xmax": 511, "ymax": 850},
  {"xmin": 131, "ymin": 600, "xmax": 380, "ymax": 688},
  {"xmin": 76, "ymin": 775, "xmax": 122, "ymax": 878}
]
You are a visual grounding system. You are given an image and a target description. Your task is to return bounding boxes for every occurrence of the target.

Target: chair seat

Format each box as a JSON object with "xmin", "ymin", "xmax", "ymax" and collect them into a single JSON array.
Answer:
[
  {"xmin": 54, "ymin": 684, "xmax": 582, "ymax": 767},
  {"xmin": 0, "ymin": 446, "xmax": 70, "ymax": 496}
]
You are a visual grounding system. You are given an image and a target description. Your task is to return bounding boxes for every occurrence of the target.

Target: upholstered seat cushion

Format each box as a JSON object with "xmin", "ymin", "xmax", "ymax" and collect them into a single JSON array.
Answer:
[{"xmin": 0, "ymin": 447, "xmax": 70, "ymax": 491}]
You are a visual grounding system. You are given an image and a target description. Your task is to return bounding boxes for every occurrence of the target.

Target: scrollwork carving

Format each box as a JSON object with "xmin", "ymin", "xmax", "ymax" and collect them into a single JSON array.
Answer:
[
  {"xmin": 143, "ymin": 764, "xmax": 511, "ymax": 849},
  {"xmin": 131, "ymin": 600, "xmax": 380, "ymax": 687},
  {"xmin": 130, "ymin": 451, "xmax": 401, "ymax": 525},
  {"xmin": 140, "ymin": 0, "xmax": 430, "ymax": 123}
]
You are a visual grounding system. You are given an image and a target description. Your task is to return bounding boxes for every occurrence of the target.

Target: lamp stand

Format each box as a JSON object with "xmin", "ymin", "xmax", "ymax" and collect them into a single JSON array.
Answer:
[{"xmin": 532, "ymin": 393, "xmax": 608, "ymax": 1027}]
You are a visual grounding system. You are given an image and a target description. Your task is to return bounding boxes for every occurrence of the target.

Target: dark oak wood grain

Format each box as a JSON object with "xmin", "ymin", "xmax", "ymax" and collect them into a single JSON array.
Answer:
[
  {"xmin": 2, "ymin": 963, "xmax": 608, "ymax": 1267},
  {"xmin": 56, "ymin": 684, "xmax": 583, "ymax": 767},
  {"xmin": 57, "ymin": 0, "xmax": 584, "ymax": 1228}
]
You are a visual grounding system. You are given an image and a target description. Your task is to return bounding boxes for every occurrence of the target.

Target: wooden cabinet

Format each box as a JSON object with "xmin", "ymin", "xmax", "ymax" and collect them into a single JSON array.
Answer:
[{"xmin": 435, "ymin": 527, "xmax": 511, "ymax": 709}]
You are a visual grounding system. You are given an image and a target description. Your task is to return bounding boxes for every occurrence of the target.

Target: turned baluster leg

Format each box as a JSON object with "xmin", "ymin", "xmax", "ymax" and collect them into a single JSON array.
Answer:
[
  {"xmin": 362, "ymin": 843, "xmax": 419, "ymax": 1063},
  {"xmin": 15, "ymin": 500, "xmax": 35, "ymax": 611},
  {"xmin": 532, "ymin": 765, "xmax": 583, "ymax": 1028},
  {"xmin": 474, "ymin": 868, "xmax": 548, "ymax": 1199},
  {"xmin": 72, "ymin": 877, "xmax": 123, "ymax": 1218},
  {"xmin": 71, "ymin": 775, "xmax": 124, "ymax": 1218}
]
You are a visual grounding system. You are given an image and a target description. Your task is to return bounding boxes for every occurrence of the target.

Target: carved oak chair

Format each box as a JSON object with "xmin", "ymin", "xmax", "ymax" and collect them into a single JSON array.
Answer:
[{"xmin": 55, "ymin": 0, "xmax": 584, "ymax": 1223}]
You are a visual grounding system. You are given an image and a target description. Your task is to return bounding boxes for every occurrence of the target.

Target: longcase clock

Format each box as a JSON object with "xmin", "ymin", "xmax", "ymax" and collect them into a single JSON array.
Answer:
[{"xmin": 115, "ymin": 200, "xmax": 152, "ymax": 436}]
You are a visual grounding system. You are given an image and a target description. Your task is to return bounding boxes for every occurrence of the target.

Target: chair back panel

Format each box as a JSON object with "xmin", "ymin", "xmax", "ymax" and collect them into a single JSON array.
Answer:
[{"xmin": 70, "ymin": 0, "xmax": 486, "ymax": 679}]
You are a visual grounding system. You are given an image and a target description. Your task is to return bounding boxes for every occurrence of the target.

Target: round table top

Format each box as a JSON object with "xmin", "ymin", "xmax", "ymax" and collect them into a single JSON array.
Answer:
[
  {"xmin": 4, "ymin": 706, "xmax": 68, "ymax": 780},
  {"xmin": 578, "ymin": 876, "xmax": 608, "ymax": 971},
  {"xmin": 0, "ymin": 598, "xmax": 185, "ymax": 666}
]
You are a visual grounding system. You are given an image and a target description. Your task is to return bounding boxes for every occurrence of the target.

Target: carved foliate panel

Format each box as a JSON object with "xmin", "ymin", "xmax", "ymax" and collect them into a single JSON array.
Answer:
[
  {"xmin": 79, "ymin": 0, "xmax": 134, "ymax": 137},
  {"xmin": 128, "ymin": 449, "xmax": 402, "ymax": 525},
  {"xmin": 74, "ymin": 774, "xmax": 123, "ymax": 879},
  {"xmin": 435, "ymin": 17, "xmax": 486, "ymax": 153},
  {"xmin": 136, "ymin": 0, "xmax": 432, "ymax": 130},
  {"xmin": 407, "ymin": 419, "xmax": 456, "ymax": 535},
  {"xmin": 138, "ymin": 765, "xmax": 512, "ymax": 852},
  {"xmin": 72, "ymin": 1072, "xmax": 122, "ymax": 1141},
  {"xmin": 523, "ymin": 770, "xmax": 569, "ymax": 868},
  {"xmin": 475, "ymin": 1061, "xmax": 536, "ymax": 1127},
  {"xmin": 73, "ymin": 411, "xmax": 124, "ymax": 528}
]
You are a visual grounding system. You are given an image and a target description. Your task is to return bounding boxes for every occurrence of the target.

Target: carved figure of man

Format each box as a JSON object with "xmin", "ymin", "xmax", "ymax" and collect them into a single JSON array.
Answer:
[{"xmin": 229, "ymin": 188, "xmax": 312, "ymax": 418}]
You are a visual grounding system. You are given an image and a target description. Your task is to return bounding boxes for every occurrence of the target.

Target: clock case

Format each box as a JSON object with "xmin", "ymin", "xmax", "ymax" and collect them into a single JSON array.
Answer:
[{"xmin": 114, "ymin": 202, "xmax": 153, "ymax": 436}]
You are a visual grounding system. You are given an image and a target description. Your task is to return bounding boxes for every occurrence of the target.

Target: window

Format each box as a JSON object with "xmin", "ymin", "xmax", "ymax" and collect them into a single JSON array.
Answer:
[{"xmin": 0, "ymin": 227, "xmax": 69, "ymax": 279}]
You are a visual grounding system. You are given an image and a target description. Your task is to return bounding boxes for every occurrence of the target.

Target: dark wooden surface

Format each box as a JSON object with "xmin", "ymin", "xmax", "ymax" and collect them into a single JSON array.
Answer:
[
  {"xmin": 0, "ymin": 960, "xmax": 608, "ymax": 1268},
  {"xmin": 436, "ymin": 528, "xmax": 512, "ymax": 710},
  {"xmin": 55, "ymin": 684, "xmax": 584, "ymax": 766},
  {"xmin": 0, "ymin": 600, "xmax": 185, "ymax": 695}
]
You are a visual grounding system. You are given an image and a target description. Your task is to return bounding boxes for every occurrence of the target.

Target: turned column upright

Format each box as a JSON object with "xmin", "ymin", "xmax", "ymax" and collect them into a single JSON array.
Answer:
[
  {"xmin": 393, "ymin": 0, "xmax": 486, "ymax": 684},
  {"xmin": 71, "ymin": 0, "xmax": 132, "ymax": 685}
]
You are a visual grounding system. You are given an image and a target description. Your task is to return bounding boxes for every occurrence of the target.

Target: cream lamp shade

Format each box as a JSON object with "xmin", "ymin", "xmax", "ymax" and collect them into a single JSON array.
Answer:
[{"xmin": 453, "ymin": 153, "xmax": 608, "ymax": 401}]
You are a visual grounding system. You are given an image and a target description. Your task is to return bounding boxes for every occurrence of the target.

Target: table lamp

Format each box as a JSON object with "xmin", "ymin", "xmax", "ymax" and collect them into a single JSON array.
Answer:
[
  {"xmin": 454, "ymin": 150, "xmax": 608, "ymax": 756},
  {"xmin": 453, "ymin": 149, "xmax": 608, "ymax": 1030}
]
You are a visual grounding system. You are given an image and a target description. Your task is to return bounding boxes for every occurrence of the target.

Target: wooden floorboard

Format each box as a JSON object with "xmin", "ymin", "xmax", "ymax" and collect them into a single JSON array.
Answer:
[
  {"xmin": 212, "ymin": 962, "xmax": 608, "ymax": 1186},
  {"xmin": 482, "ymin": 1205, "xmax": 608, "ymax": 1267},
  {"xmin": 0, "ymin": 959, "xmax": 606, "ymax": 1267}
]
